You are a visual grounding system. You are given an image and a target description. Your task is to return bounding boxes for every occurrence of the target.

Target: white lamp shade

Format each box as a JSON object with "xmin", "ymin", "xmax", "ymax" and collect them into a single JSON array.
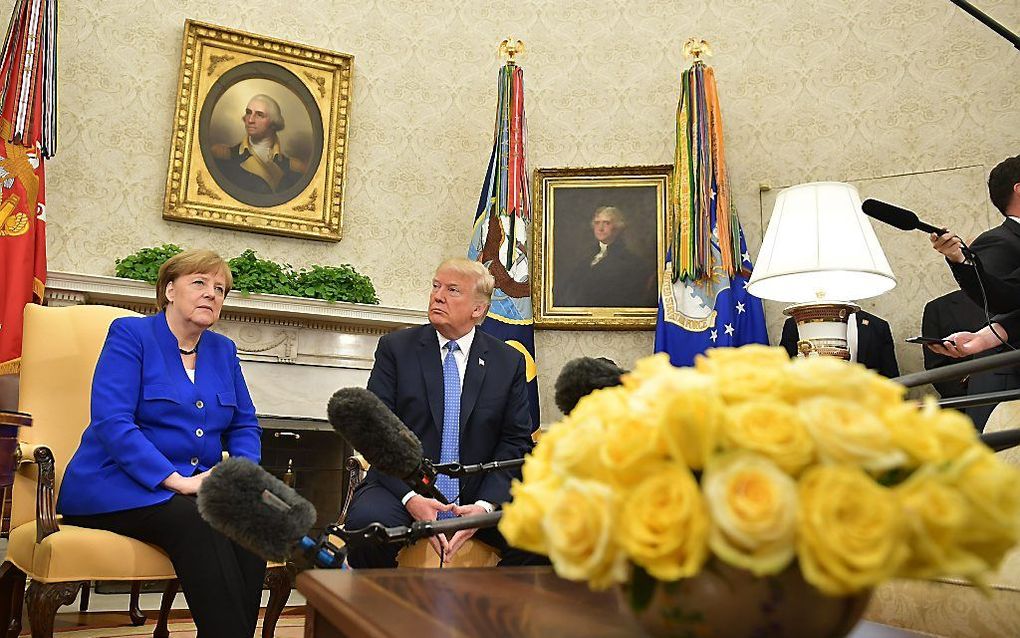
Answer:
[{"xmin": 747, "ymin": 182, "xmax": 896, "ymax": 302}]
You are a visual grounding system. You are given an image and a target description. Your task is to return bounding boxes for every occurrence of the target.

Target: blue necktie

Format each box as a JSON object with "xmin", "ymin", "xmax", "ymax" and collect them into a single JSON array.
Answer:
[{"xmin": 436, "ymin": 340, "xmax": 460, "ymax": 518}]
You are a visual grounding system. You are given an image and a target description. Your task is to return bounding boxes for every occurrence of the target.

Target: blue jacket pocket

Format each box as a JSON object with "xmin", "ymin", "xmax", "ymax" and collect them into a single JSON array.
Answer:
[
  {"xmin": 143, "ymin": 384, "xmax": 180, "ymax": 404},
  {"xmin": 217, "ymin": 391, "xmax": 237, "ymax": 407}
]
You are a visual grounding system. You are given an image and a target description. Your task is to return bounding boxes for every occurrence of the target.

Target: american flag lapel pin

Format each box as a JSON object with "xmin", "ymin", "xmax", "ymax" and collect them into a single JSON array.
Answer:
[
  {"xmin": 479, "ymin": 358, "xmax": 485, "ymax": 366},
  {"xmin": 862, "ymin": 319, "xmax": 870, "ymax": 326}
]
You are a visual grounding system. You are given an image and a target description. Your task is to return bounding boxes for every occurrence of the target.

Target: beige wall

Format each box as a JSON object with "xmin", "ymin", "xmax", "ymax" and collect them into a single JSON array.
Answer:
[{"xmin": 27, "ymin": 0, "xmax": 1020, "ymax": 424}]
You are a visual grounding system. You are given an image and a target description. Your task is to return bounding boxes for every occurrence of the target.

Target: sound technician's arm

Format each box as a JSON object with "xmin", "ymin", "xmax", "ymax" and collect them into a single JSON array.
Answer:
[
  {"xmin": 365, "ymin": 335, "xmax": 418, "ymax": 501},
  {"xmin": 941, "ymin": 230, "xmax": 1020, "ymax": 315}
]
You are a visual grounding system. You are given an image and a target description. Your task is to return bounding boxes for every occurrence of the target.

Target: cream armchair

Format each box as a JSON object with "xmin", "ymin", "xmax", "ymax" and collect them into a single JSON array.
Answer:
[{"xmin": 0, "ymin": 304, "xmax": 291, "ymax": 638}]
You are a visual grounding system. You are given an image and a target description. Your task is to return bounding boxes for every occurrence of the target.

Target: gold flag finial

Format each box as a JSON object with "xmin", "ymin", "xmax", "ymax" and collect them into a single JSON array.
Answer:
[
  {"xmin": 682, "ymin": 38, "xmax": 712, "ymax": 62},
  {"xmin": 499, "ymin": 38, "xmax": 525, "ymax": 63}
]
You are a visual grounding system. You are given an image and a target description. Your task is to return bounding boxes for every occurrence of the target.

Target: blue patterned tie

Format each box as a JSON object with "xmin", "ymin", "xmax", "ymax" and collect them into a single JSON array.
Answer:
[{"xmin": 436, "ymin": 340, "xmax": 460, "ymax": 519}]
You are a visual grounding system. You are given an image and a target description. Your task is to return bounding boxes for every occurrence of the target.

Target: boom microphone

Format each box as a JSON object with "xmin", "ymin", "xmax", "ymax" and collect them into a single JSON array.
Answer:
[
  {"xmin": 861, "ymin": 199, "xmax": 947, "ymax": 235},
  {"xmin": 197, "ymin": 457, "xmax": 322, "ymax": 564},
  {"xmin": 554, "ymin": 357, "xmax": 626, "ymax": 415},
  {"xmin": 327, "ymin": 387, "xmax": 449, "ymax": 504}
]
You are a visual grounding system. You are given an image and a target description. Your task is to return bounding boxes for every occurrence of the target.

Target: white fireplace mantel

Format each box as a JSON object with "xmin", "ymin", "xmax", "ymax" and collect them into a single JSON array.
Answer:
[{"xmin": 45, "ymin": 271, "xmax": 428, "ymax": 418}]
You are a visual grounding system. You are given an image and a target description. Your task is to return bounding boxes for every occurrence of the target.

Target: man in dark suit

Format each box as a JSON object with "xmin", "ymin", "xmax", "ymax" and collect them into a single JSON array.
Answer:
[
  {"xmin": 344, "ymin": 258, "xmax": 542, "ymax": 568},
  {"xmin": 928, "ymin": 155, "xmax": 1020, "ymax": 358},
  {"xmin": 921, "ymin": 289, "xmax": 988, "ymax": 399},
  {"xmin": 779, "ymin": 310, "xmax": 899, "ymax": 378}
]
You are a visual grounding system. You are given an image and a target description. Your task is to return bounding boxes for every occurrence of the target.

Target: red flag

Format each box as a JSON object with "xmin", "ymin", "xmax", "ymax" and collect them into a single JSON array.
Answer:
[{"xmin": 0, "ymin": 0, "xmax": 54, "ymax": 374}]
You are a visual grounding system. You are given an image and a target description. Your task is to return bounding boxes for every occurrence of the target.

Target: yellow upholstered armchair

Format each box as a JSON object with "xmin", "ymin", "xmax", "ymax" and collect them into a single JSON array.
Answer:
[{"xmin": 0, "ymin": 304, "xmax": 291, "ymax": 638}]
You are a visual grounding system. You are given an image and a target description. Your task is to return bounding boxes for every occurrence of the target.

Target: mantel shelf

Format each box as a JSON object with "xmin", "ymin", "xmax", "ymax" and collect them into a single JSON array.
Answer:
[{"xmin": 44, "ymin": 271, "xmax": 428, "ymax": 331}]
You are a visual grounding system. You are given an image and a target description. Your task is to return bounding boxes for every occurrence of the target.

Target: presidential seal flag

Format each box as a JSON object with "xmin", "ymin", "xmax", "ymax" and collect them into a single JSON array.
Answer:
[
  {"xmin": 467, "ymin": 55, "xmax": 540, "ymax": 429},
  {"xmin": 654, "ymin": 55, "xmax": 767, "ymax": 367},
  {"xmin": 0, "ymin": 0, "xmax": 55, "ymax": 375}
]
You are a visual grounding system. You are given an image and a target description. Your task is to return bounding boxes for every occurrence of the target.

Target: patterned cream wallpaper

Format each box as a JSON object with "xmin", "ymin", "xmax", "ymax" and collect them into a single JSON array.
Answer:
[{"xmin": 22, "ymin": 0, "xmax": 1020, "ymax": 423}]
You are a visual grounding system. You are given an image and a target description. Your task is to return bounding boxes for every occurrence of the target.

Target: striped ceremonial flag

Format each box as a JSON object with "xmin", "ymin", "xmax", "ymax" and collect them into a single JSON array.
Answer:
[
  {"xmin": 0, "ymin": 0, "xmax": 55, "ymax": 375},
  {"xmin": 467, "ymin": 61, "xmax": 540, "ymax": 429},
  {"xmin": 654, "ymin": 61, "xmax": 768, "ymax": 366}
]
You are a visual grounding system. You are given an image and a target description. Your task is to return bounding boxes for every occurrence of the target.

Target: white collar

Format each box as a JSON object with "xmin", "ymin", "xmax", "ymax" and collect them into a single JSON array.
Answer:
[{"xmin": 437, "ymin": 327, "xmax": 476, "ymax": 354}]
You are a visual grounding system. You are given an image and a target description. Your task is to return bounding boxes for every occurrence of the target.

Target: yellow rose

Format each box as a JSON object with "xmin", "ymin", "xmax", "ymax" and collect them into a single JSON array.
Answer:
[
  {"xmin": 635, "ymin": 367, "xmax": 722, "ymax": 470},
  {"xmin": 599, "ymin": 415, "xmax": 668, "ymax": 488},
  {"xmin": 548, "ymin": 390, "xmax": 622, "ymax": 480},
  {"xmin": 719, "ymin": 401, "xmax": 814, "ymax": 475},
  {"xmin": 797, "ymin": 465, "xmax": 908, "ymax": 595},
  {"xmin": 946, "ymin": 448, "xmax": 1020, "ymax": 566},
  {"xmin": 623, "ymin": 352, "xmax": 676, "ymax": 389},
  {"xmin": 881, "ymin": 402, "xmax": 943, "ymax": 466},
  {"xmin": 544, "ymin": 478, "xmax": 629, "ymax": 589},
  {"xmin": 929, "ymin": 405, "xmax": 981, "ymax": 460},
  {"xmin": 785, "ymin": 357, "xmax": 904, "ymax": 411},
  {"xmin": 800, "ymin": 397, "xmax": 906, "ymax": 472},
  {"xmin": 499, "ymin": 477, "xmax": 560, "ymax": 555},
  {"xmin": 694, "ymin": 345, "xmax": 790, "ymax": 403},
  {"xmin": 618, "ymin": 462, "xmax": 709, "ymax": 581},
  {"xmin": 703, "ymin": 452, "xmax": 798, "ymax": 576},
  {"xmin": 894, "ymin": 469, "xmax": 986, "ymax": 579}
]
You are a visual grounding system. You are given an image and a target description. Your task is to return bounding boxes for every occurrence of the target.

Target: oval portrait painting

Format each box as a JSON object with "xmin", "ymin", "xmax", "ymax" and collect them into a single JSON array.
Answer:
[{"xmin": 199, "ymin": 61, "xmax": 324, "ymax": 208}]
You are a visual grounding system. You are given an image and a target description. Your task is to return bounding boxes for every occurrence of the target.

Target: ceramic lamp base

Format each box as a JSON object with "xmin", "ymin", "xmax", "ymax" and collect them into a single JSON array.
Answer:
[{"xmin": 784, "ymin": 301, "xmax": 860, "ymax": 360}]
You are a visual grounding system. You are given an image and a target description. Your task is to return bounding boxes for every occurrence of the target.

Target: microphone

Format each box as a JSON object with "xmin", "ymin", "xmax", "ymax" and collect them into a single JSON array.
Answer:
[
  {"xmin": 554, "ymin": 356, "xmax": 626, "ymax": 415},
  {"xmin": 861, "ymin": 199, "xmax": 948, "ymax": 235},
  {"xmin": 197, "ymin": 457, "xmax": 341, "ymax": 566},
  {"xmin": 980, "ymin": 428, "xmax": 1020, "ymax": 454},
  {"xmin": 326, "ymin": 387, "xmax": 449, "ymax": 504}
]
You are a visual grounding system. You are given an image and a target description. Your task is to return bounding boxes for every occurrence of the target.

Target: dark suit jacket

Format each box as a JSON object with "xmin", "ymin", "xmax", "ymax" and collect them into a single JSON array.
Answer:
[
  {"xmin": 780, "ymin": 311, "xmax": 899, "ymax": 378},
  {"xmin": 921, "ymin": 290, "xmax": 989, "ymax": 398},
  {"xmin": 947, "ymin": 219, "xmax": 1020, "ymax": 340},
  {"xmin": 363, "ymin": 324, "xmax": 533, "ymax": 507}
]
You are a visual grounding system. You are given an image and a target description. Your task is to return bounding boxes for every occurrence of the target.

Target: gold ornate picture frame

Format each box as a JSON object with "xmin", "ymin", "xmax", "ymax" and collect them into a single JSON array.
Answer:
[
  {"xmin": 532, "ymin": 165, "xmax": 670, "ymax": 329},
  {"xmin": 163, "ymin": 21, "xmax": 353, "ymax": 241}
]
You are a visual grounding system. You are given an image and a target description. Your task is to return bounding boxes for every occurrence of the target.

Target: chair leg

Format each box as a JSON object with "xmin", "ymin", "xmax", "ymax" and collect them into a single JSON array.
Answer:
[
  {"xmin": 129, "ymin": 582, "xmax": 146, "ymax": 626},
  {"xmin": 77, "ymin": 582, "xmax": 90, "ymax": 612},
  {"xmin": 26, "ymin": 580, "xmax": 80, "ymax": 638},
  {"xmin": 0, "ymin": 561, "xmax": 26, "ymax": 638},
  {"xmin": 152, "ymin": 579, "xmax": 178, "ymax": 638},
  {"xmin": 262, "ymin": 565, "xmax": 293, "ymax": 638}
]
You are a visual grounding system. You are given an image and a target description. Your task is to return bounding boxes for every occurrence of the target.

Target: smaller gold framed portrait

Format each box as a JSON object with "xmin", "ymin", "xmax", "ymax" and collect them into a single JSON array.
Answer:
[
  {"xmin": 163, "ymin": 21, "xmax": 353, "ymax": 242},
  {"xmin": 532, "ymin": 165, "xmax": 671, "ymax": 329}
]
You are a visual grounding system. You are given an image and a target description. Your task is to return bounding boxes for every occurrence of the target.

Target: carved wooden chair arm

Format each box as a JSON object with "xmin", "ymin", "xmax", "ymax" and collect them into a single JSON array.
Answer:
[
  {"xmin": 336, "ymin": 454, "xmax": 367, "ymax": 525},
  {"xmin": 15, "ymin": 442, "xmax": 60, "ymax": 542}
]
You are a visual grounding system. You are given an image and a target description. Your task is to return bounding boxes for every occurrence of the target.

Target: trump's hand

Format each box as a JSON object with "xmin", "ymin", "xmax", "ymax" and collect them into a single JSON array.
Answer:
[
  {"xmin": 445, "ymin": 503, "xmax": 487, "ymax": 559},
  {"xmin": 405, "ymin": 494, "xmax": 453, "ymax": 555},
  {"xmin": 930, "ymin": 232, "xmax": 967, "ymax": 264}
]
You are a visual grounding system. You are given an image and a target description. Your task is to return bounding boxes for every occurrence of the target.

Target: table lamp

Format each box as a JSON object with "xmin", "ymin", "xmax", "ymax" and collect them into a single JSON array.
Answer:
[{"xmin": 747, "ymin": 182, "xmax": 896, "ymax": 359}]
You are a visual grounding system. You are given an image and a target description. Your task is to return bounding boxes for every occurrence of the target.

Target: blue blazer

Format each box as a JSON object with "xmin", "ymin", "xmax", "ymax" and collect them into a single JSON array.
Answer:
[
  {"xmin": 363, "ymin": 324, "xmax": 533, "ymax": 506},
  {"xmin": 58, "ymin": 312, "xmax": 261, "ymax": 516}
]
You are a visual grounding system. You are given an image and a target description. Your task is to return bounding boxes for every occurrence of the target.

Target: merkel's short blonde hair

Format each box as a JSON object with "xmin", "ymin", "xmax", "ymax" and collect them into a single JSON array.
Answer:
[
  {"xmin": 156, "ymin": 249, "xmax": 233, "ymax": 311},
  {"xmin": 436, "ymin": 258, "xmax": 495, "ymax": 324}
]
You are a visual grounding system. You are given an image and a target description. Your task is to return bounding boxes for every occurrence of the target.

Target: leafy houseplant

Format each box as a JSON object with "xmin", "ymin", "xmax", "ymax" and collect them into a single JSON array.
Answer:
[
  {"xmin": 499, "ymin": 347, "xmax": 1020, "ymax": 638},
  {"xmin": 114, "ymin": 245, "xmax": 379, "ymax": 305}
]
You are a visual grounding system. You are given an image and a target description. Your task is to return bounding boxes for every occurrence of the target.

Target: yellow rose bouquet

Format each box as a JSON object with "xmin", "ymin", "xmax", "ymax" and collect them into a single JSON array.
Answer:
[{"xmin": 499, "ymin": 346, "xmax": 1020, "ymax": 634}]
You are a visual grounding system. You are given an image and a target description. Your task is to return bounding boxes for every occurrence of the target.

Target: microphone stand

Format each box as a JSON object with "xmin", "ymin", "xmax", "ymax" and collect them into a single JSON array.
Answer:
[
  {"xmin": 936, "ymin": 388, "xmax": 1020, "ymax": 410},
  {"xmin": 331, "ymin": 511, "xmax": 504, "ymax": 546},
  {"xmin": 948, "ymin": 0, "xmax": 1020, "ymax": 51},
  {"xmin": 432, "ymin": 458, "xmax": 525, "ymax": 476},
  {"xmin": 893, "ymin": 349, "xmax": 1020, "ymax": 388}
]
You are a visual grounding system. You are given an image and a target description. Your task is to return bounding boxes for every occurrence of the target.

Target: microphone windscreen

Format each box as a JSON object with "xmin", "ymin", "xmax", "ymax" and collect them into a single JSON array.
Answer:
[
  {"xmin": 197, "ymin": 457, "xmax": 317, "ymax": 562},
  {"xmin": 861, "ymin": 199, "xmax": 920, "ymax": 231},
  {"xmin": 327, "ymin": 387, "xmax": 423, "ymax": 479},
  {"xmin": 554, "ymin": 357, "xmax": 626, "ymax": 415}
]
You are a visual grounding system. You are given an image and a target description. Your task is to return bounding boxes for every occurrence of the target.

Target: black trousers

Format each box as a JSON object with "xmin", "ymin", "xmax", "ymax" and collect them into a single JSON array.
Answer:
[
  {"xmin": 63, "ymin": 494, "xmax": 265, "ymax": 638},
  {"xmin": 344, "ymin": 481, "xmax": 550, "ymax": 568}
]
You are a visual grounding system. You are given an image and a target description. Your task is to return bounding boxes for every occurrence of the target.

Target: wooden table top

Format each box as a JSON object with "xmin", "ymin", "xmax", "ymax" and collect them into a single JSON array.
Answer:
[{"xmin": 297, "ymin": 567, "xmax": 934, "ymax": 638}]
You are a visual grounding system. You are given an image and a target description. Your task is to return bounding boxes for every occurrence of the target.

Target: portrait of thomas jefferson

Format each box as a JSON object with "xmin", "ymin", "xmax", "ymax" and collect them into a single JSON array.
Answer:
[{"xmin": 211, "ymin": 94, "xmax": 308, "ymax": 196}]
